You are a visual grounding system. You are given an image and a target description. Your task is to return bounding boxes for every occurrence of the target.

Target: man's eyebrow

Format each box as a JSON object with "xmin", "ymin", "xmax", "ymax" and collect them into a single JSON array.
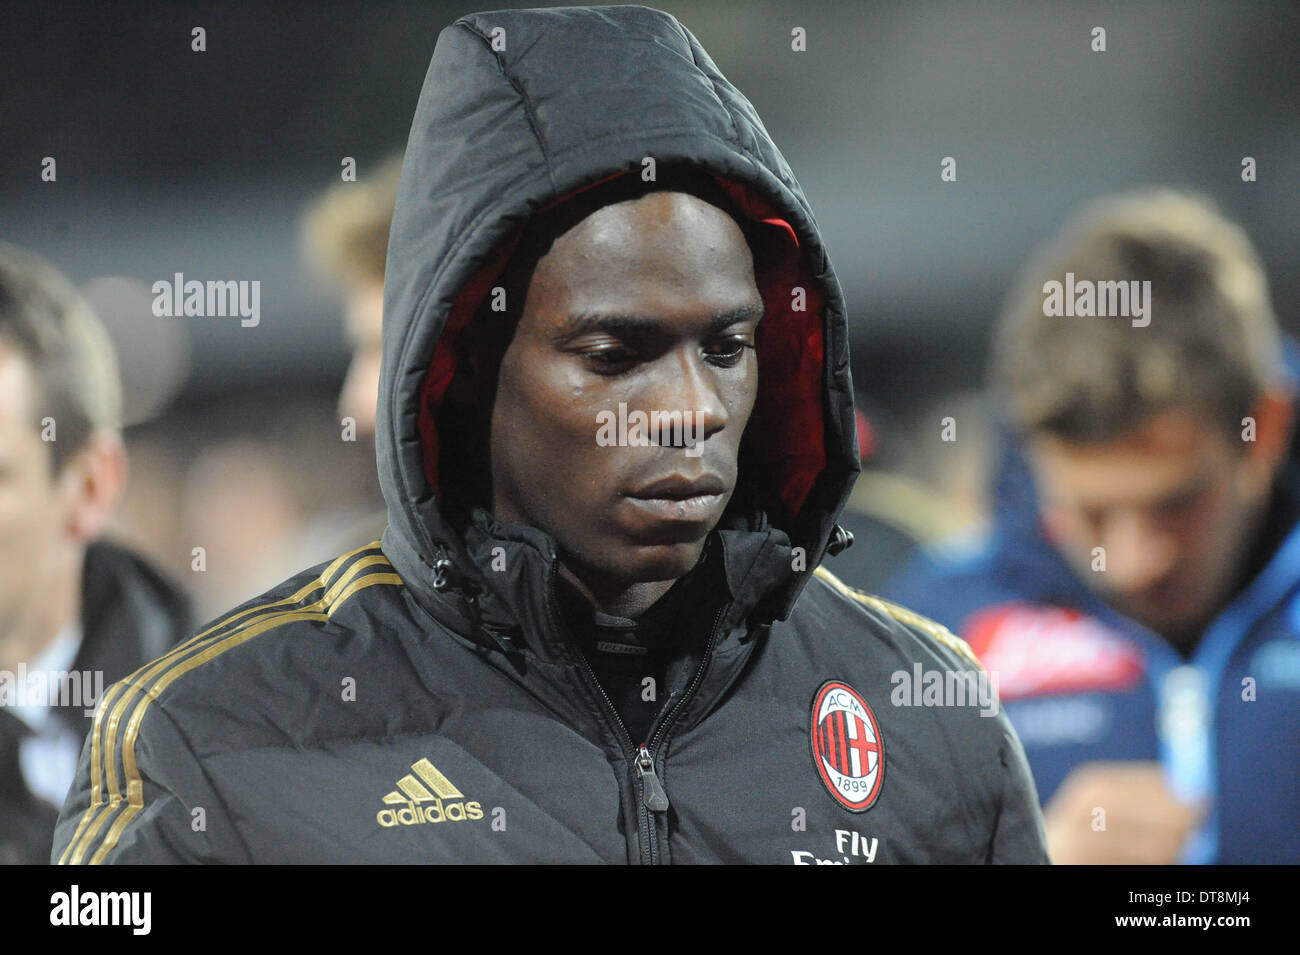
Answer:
[{"xmin": 553, "ymin": 304, "xmax": 765, "ymax": 340}]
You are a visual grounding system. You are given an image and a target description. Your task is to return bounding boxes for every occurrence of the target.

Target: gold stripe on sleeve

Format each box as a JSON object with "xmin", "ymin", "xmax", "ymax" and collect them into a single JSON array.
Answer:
[
  {"xmin": 84, "ymin": 570, "xmax": 401, "ymax": 864},
  {"xmin": 61, "ymin": 542, "xmax": 385, "ymax": 864},
  {"xmin": 812, "ymin": 566, "xmax": 982, "ymax": 669}
]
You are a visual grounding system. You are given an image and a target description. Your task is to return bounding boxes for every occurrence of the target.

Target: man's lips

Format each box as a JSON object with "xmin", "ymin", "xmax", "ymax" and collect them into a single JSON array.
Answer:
[
  {"xmin": 628, "ymin": 473, "xmax": 728, "ymax": 500},
  {"xmin": 625, "ymin": 473, "xmax": 729, "ymax": 524}
]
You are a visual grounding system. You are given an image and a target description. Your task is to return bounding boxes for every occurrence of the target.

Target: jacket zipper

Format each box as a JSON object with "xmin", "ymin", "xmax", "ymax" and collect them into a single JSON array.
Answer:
[
  {"xmin": 571, "ymin": 644, "xmax": 657, "ymax": 864},
  {"xmin": 544, "ymin": 560, "xmax": 727, "ymax": 865},
  {"xmin": 646, "ymin": 604, "xmax": 726, "ymax": 757},
  {"xmin": 542, "ymin": 563, "xmax": 657, "ymax": 863},
  {"xmin": 635, "ymin": 744, "xmax": 670, "ymax": 811},
  {"xmin": 633, "ymin": 605, "xmax": 725, "ymax": 863}
]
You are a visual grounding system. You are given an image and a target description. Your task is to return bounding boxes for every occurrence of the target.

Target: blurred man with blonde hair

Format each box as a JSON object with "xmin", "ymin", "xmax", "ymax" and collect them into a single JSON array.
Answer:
[{"xmin": 301, "ymin": 153, "xmax": 403, "ymax": 440}]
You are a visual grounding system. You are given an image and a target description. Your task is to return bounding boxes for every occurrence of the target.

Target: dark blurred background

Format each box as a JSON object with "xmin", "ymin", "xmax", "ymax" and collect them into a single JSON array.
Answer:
[{"xmin": 3, "ymin": 0, "xmax": 1297, "ymax": 616}]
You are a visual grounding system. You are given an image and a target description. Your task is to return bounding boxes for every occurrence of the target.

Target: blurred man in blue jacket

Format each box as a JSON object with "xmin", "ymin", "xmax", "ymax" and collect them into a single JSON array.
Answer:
[{"xmin": 888, "ymin": 191, "xmax": 1299, "ymax": 863}]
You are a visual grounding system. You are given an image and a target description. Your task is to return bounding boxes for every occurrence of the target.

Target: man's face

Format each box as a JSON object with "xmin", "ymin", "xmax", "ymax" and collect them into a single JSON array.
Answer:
[
  {"xmin": 489, "ymin": 190, "xmax": 764, "ymax": 588},
  {"xmin": 338, "ymin": 280, "xmax": 385, "ymax": 438},
  {"xmin": 0, "ymin": 342, "xmax": 72, "ymax": 637},
  {"xmin": 1029, "ymin": 408, "xmax": 1272, "ymax": 637}
]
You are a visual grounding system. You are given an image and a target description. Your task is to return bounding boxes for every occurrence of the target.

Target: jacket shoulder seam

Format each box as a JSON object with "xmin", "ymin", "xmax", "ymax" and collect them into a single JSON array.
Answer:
[
  {"xmin": 122, "ymin": 542, "xmax": 389, "ymax": 686},
  {"xmin": 812, "ymin": 566, "xmax": 983, "ymax": 669}
]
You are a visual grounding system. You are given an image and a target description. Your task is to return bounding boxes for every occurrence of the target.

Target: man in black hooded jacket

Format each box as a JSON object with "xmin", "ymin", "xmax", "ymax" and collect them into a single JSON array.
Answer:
[{"xmin": 54, "ymin": 5, "xmax": 1047, "ymax": 865}]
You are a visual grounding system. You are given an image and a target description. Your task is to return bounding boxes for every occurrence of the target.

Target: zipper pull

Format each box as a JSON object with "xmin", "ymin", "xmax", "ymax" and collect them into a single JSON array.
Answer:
[{"xmin": 636, "ymin": 744, "xmax": 670, "ymax": 811}]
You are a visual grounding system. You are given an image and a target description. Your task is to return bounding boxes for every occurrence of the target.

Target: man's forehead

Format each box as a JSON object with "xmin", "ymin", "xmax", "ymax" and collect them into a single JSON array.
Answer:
[
  {"xmin": 515, "ymin": 190, "xmax": 762, "ymax": 324},
  {"xmin": 540, "ymin": 189, "xmax": 754, "ymax": 267},
  {"xmin": 508, "ymin": 169, "xmax": 755, "ymax": 269},
  {"xmin": 0, "ymin": 341, "xmax": 42, "ymax": 443},
  {"xmin": 575, "ymin": 186, "xmax": 734, "ymax": 228},
  {"xmin": 1029, "ymin": 411, "xmax": 1230, "ymax": 506},
  {"xmin": 0, "ymin": 339, "xmax": 35, "ymax": 401}
]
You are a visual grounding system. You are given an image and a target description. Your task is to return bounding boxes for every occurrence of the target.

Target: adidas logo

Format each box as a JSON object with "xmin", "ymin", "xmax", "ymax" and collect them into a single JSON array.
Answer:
[{"xmin": 376, "ymin": 757, "xmax": 484, "ymax": 828}]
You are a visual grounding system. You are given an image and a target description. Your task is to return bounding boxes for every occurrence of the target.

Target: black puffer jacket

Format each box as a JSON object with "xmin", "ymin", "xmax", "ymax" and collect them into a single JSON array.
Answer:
[{"xmin": 54, "ymin": 5, "xmax": 1047, "ymax": 864}]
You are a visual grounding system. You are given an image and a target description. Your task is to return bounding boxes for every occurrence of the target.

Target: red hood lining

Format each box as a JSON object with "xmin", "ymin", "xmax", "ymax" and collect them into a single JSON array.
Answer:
[{"xmin": 415, "ymin": 171, "xmax": 827, "ymax": 526}]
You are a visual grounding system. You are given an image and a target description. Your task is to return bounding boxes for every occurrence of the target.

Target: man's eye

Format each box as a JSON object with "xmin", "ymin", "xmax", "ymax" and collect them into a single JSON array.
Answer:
[
  {"xmin": 704, "ymin": 337, "xmax": 755, "ymax": 367},
  {"xmin": 578, "ymin": 346, "xmax": 638, "ymax": 373}
]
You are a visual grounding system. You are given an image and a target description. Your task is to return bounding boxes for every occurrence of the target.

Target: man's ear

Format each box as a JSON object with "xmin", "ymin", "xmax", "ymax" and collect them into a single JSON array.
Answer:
[
  {"xmin": 59, "ymin": 430, "xmax": 128, "ymax": 544},
  {"xmin": 1240, "ymin": 389, "xmax": 1294, "ymax": 495}
]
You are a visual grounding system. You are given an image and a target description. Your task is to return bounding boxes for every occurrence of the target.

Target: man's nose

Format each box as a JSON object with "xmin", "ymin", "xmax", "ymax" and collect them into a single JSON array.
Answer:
[
  {"xmin": 1101, "ymin": 509, "xmax": 1179, "ymax": 594},
  {"xmin": 648, "ymin": 348, "xmax": 728, "ymax": 447}
]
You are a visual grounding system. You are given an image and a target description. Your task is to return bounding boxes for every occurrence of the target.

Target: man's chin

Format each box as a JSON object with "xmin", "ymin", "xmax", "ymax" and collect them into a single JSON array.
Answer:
[
  {"xmin": 568, "ymin": 538, "xmax": 707, "ymax": 589},
  {"xmin": 1112, "ymin": 594, "xmax": 1207, "ymax": 640},
  {"xmin": 634, "ymin": 543, "xmax": 707, "ymax": 582}
]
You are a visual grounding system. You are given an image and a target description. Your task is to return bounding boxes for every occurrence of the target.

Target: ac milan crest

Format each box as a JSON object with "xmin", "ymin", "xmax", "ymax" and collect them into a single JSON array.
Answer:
[{"xmin": 810, "ymin": 681, "xmax": 884, "ymax": 812}]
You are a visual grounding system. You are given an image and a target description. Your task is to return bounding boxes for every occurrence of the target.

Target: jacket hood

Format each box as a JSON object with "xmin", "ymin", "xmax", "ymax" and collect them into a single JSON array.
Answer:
[{"xmin": 377, "ymin": 5, "xmax": 858, "ymax": 645}]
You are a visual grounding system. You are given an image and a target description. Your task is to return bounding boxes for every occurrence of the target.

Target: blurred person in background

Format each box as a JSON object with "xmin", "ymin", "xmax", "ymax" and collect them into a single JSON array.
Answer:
[
  {"xmin": 833, "ymin": 394, "xmax": 991, "ymax": 594},
  {"xmin": 0, "ymin": 245, "xmax": 190, "ymax": 864},
  {"xmin": 179, "ymin": 437, "xmax": 306, "ymax": 622},
  {"xmin": 291, "ymin": 153, "xmax": 404, "ymax": 560},
  {"xmin": 302, "ymin": 154, "xmax": 403, "ymax": 452},
  {"xmin": 888, "ymin": 191, "xmax": 1300, "ymax": 863}
]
